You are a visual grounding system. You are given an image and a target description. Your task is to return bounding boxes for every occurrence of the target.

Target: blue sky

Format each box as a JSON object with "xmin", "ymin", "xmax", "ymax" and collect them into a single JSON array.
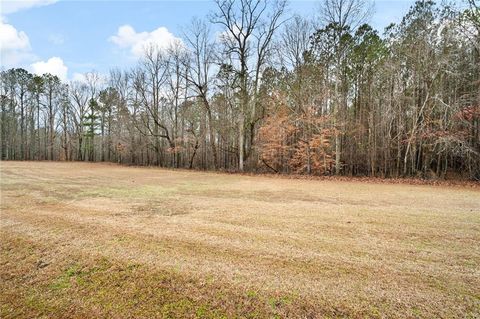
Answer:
[{"xmin": 1, "ymin": 0, "xmax": 417, "ymax": 81}]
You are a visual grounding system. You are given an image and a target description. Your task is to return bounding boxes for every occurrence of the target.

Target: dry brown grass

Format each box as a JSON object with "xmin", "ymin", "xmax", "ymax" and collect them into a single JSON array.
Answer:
[{"xmin": 1, "ymin": 161, "xmax": 479, "ymax": 318}]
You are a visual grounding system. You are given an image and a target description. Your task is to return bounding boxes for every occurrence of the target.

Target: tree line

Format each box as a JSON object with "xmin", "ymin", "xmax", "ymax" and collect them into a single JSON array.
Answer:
[{"xmin": 1, "ymin": 0, "xmax": 479, "ymax": 179}]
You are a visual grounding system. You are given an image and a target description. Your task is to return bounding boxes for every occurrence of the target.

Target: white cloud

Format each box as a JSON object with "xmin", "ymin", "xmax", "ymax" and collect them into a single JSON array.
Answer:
[
  {"xmin": 0, "ymin": 20, "xmax": 35, "ymax": 66},
  {"xmin": 71, "ymin": 72, "xmax": 88, "ymax": 83},
  {"xmin": 31, "ymin": 57, "xmax": 68, "ymax": 81},
  {"xmin": 109, "ymin": 24, "xmax": 183, "ymax": 58},
  {"xmin": 0, "ymin": 1, "xmax": 60, "ymax": 69},
  {"xmin": 0, "ymin": 21, "xmax": 29, "ymax": 50},
  {"xmin": 0, "ymin": 0, "xmax": 58, "ymax": 15}
]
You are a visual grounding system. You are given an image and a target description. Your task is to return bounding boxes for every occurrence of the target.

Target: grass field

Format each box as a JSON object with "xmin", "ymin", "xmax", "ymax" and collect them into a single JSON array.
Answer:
[{"xmin": 1, "ymin": 161, "xmax": 479, "ymax": 318}]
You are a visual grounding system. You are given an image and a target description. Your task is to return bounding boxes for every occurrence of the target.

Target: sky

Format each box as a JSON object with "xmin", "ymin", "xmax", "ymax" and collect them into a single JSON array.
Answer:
[{"xmin": 0, "ymin": 0, "xmax": 418, "ymax": 82}]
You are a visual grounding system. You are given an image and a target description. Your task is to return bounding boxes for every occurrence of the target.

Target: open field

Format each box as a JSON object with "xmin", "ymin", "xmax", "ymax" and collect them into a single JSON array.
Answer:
[{"xmin": 1, "ymin": 161, "xmax": 479, "ymax": 318}]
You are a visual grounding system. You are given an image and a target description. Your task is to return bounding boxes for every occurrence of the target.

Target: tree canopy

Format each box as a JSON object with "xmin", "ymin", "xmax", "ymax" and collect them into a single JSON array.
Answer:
[{"xmin": 1, "ymin": 0, "xmax": 479, "ymax": 179}]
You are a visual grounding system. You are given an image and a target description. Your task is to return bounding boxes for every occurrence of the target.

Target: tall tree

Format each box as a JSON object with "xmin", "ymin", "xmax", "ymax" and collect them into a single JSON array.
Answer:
[
  {"xmin": 314, "ymin": 0, "xmax": 372, "ymax": 174},
  {"xmin": 184, "ymin": 18, "xmax": 219, "ymax": 169},
  {"xmin": 212, "ymin": 0, "xmax": 287, "ymax": 170},
  {"xmin": 42, "ymin": 74, "xmax": 61, "ymax": 160}
]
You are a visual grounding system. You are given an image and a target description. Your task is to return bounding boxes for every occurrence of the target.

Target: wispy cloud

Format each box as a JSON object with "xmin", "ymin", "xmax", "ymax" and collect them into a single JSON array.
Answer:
[{"xmin": 1, "ymin": 0, "xmax": 58, "ymax": 15}]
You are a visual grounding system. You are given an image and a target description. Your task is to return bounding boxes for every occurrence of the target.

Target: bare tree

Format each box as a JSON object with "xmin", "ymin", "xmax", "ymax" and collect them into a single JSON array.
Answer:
[
  {"xmin": 133, "ymin": 46, "xmax": 174, "ymax": 165},
  {"xmin": 316, "ymin": 0, "xmax": 372, "ymax": 174},
  {"xmin": 317, "ymin": 0, "xmax": 373, "ymax": 30},
  {"xmin": 212, "ymin": 0, "xmax": 287, "ymax": 171},
  {"xmin": 184, "ymin": 18, "xmax": 220, "ymax": 169},
  {"xmin": 70, "ymin": 80, "xmax": 89, "ymax": 160},
  {"xmin": 279, "ymin": 14, "xmax": 313, "ymax": 69}
]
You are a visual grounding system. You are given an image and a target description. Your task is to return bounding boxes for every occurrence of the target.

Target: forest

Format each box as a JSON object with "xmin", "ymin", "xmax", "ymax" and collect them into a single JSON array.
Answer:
[{"xmin": 1, "ymin": 0, "xmax": 479, "ymax": 179}]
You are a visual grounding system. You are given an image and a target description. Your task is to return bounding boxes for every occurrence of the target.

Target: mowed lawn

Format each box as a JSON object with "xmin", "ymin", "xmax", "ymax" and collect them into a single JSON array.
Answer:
[{"xmin": 1, "ymin": 162, "xmax": 479, "ymax": 318}]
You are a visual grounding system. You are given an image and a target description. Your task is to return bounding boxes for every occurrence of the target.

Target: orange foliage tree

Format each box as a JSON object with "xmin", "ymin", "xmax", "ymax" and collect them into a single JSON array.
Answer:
[{"xmin": 257, "ymin": 94, "xmax": 334, "ymax": 175}]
